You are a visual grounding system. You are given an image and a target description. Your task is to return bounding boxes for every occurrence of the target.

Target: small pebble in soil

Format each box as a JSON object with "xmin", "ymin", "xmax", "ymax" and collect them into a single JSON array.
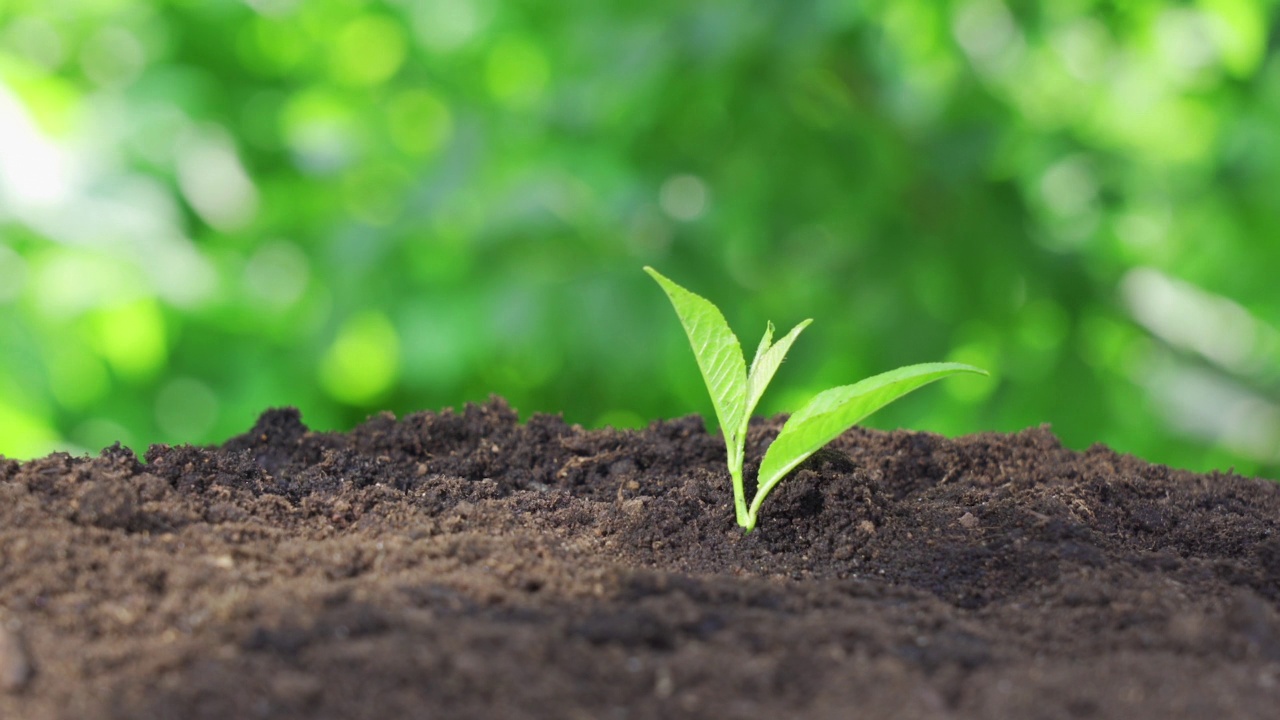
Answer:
[{"xmin": 0, "ymin": 623, "xmax": 34, "ymax": 693}]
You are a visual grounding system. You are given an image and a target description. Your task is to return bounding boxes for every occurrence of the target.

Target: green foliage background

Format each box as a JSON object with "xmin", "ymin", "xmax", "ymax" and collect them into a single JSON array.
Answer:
[{"xmin": 1, "ymin": 0, "xmax": 1278, "ymax": 478}]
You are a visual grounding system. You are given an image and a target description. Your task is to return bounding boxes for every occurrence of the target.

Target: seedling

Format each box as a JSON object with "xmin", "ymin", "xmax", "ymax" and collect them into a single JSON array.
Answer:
[{"xmin": 645, "ymin": 266, "xmax": 987, "ymax": 532}]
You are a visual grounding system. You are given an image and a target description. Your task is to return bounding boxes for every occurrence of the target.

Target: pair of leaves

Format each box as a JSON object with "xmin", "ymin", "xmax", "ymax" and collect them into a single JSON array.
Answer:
[
  {"xmin": 644, "ymin": 265, "xmax": 808, "ymax": 465},
  {"xmin": 646, "ymin": 267, "xmax": 987, "ymax": 532}
]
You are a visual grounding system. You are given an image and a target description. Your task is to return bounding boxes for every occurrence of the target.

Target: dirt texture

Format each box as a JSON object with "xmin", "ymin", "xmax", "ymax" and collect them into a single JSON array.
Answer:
[{"xmin": 2, "ymin": 397, "xmax": 1279, "ymax": 719}]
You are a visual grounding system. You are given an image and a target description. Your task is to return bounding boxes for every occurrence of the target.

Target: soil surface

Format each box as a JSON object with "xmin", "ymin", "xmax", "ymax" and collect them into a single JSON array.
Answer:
[{"xmin": 2, "ymin": 397, "xmax": 1279, "ymax": 719}]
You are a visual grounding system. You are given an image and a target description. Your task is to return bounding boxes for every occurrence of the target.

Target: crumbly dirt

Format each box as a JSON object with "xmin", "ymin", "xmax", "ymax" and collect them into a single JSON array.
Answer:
[{"xmin": 2, "ymin": 397, "xmax": 1279, "ymax": 719}]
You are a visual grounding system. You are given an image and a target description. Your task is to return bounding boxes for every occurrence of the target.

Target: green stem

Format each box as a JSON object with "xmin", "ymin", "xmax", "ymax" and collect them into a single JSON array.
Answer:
[{"xmin": 727, "ymin": 447, "xmax": 750, "ymax": 529}]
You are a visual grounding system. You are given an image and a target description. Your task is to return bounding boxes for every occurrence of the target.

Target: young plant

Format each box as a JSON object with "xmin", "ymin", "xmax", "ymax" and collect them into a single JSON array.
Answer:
[{"xmin": 645, "ymin": 266, "xmax": 988, "ymax": 532}]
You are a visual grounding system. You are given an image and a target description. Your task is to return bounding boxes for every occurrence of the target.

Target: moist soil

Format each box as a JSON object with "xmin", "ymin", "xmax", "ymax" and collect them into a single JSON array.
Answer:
[{"xmin": 2, "ymin": 398, "xmax": 1279, "ymax": 719}]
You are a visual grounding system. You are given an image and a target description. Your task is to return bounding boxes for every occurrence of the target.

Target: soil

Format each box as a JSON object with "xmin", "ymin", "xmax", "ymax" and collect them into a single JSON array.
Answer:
[{"xmin": 2, "ymin": 397, "xmax": 1279, "ymax": 719}]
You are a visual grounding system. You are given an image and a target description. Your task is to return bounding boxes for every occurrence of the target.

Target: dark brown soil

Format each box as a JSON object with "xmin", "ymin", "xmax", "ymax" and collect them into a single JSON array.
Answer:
[{"xmin": 3, "ymin": 398, "xmax": 1279, "ymax": 719}]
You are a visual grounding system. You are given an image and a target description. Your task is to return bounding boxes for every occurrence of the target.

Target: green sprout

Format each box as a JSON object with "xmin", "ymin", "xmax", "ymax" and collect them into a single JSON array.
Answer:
[{"xmin": 645, "ymin": 266, "xmax": 988, "ymax": 532}]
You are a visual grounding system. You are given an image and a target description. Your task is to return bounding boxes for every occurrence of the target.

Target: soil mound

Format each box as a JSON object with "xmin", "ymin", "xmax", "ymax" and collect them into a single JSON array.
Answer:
[{"xmin": 3, "ymin": 398, "xmax": 1278, "ymax": 718}]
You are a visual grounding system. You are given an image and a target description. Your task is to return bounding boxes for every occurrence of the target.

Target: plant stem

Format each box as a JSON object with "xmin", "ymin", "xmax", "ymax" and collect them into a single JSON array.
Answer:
[{"xmin": 727, "ymin": 447, "xmax": 751, "ymax": 529}]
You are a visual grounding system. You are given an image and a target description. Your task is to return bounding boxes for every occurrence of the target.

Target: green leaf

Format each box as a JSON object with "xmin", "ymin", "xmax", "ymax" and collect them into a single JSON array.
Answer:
[
  {"xmin": 749, "ymin": 362, "xmax": 988, "ymax": 525},
  {"xmin": 747, "ymin": 322, "xmax": 775, "ymax": 382},
  {"xmin": 744, "ymin": 319, "xmax": 811, "ymax": 427},
  {"xmin": 643, "ymin": 267, "xmax": 747, "ymax": 446}
]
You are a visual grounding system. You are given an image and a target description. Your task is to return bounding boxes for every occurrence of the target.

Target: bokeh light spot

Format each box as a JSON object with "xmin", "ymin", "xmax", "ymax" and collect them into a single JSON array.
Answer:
[
  {"xmin": 281, "ymin": 89, "xmax": 359, "ymax": 174},
  {"xmin": 485, "ymin": 35, "xmax": 549, "ymax": 107},
  {"xmin": 79, "ymin": 26, "xmax": 146, "ymax": 88},
  {"xmin": 89, "ymin": 300, "xmax": 167, "ymax": 381},
  {"xmin": 946, "ymin": 324, "xmax": 1000, "ymax": 403},
  {"xmin": 331, "ymin": 16, "xmax": 407, "ymax": 87},
  {"xmin": 48, "ymin": 345, "xmax": 110, "ymax": 410},
  {"xmin": 0, "ymin": 402, "xmax": 57, "ymax": 460},
  {"xmin": 1017, "ymin": 299, "xmax": 1070, "ymax": 353},
  {"xmin": 1051, "ymin": 19, "xmax": 1111, "ymax": 84},
  {"xmin": 952, "ymin": 0, "xmax": 1024, "ymax": 76},
  {"xmin": 0, "ymin": 82, "xmax": 75, "ymax": 207},
  {"xmin": 0, "ymin": 244, "xmax": 27, "ymax": 304},
  {"xmin": 244, "ymin": 0, "xmax": 302, "ymax": 19},
  {"xmin": 1155, "ymin": 9, "xmax": 1218, "ymax": 78},
  {"xmin": 1039, "ymin": 156, "xmax": 1097, "ymax": 218},
  {"xmin": 1200, "ymin": 0, "xmax": 1265, "ymax": 76},
  {"xmin": 658, "ymin": 174, "xmax": 709, "ymax": 222},
  {"xmin": 155, "ymin": 377, "xmax": 219, "ymax": 442},
  {"xmin": 387, "ymin": 89, "xmax": 453, "ymax": 157},
  {"xmin": 176, "ymin": 127, "xmax": 260, "ymax": 231},
  {"xmin": 244, "ymin": 15, "xmax": 307, "ymax": 75},
  {"xmin": 3, "ymin": 17, "xmax": 66, "ymax": 71},
  {"xmin": 411, "ymin": 0, "xmax": 486, "ymax": 54},
  {"xmin": 319, "ymin": 312, "xmax": 400, "ymax": 404},
  {"xmin": 33, "ymin": 251, "xmax": 141, "ymax": 319},
  {"xmin": 244, "ymin": 240, "xmax": 310, "ymax": 309},
  {"xmin": 70, "ymin": 418, "xmax": 133, "ymax": 455},
  {"xmin": 343, "ymin": 162, "xmax": 411, "ymax": 225}
]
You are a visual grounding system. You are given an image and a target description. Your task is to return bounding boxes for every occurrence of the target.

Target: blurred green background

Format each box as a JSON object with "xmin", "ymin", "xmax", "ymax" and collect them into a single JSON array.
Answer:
[{"xmin": 1, "ymin": 0, "xmax": 1278, "ymax": 478}]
